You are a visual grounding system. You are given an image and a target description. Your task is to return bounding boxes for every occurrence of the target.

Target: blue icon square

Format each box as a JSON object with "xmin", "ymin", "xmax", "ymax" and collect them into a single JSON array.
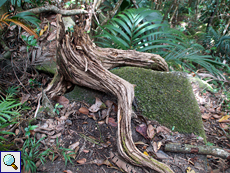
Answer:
[{"xmin": 0, "ymin": 151, "xmax": 21, "ymax": 173}]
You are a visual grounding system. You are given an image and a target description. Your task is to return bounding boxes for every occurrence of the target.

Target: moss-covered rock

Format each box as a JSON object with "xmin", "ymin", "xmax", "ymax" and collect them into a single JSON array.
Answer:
[
  {"xmin": 65, "ymin": 66, "xmax": 206, "ymax": 140},
  {"xmin": 64, "ymin": 85, "xmax": 105, "ymax": 105},
  {"xmin": 111, "ymin": 67, "xmax": 206, "ymax": 140}
]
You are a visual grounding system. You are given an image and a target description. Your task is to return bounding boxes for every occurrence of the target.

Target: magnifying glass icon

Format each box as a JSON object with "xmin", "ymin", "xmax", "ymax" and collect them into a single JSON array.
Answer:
[{"xmin": 3, "ymin": 154, "xmax": 18, "ymax": 170}]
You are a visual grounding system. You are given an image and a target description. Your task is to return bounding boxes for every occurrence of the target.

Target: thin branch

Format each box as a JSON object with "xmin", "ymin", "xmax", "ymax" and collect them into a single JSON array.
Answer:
[{"xmin": 21, "ymin": 5, "xmax": 88, "ymax": 15}]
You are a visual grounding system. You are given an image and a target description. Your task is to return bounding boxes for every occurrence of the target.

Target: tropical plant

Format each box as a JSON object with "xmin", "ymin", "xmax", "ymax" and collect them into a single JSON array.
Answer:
[
  {"xmin": 0, "ymin": 92, "xmax": 21, "ymax": 150},
  {"xmin": 21, "ymin": 136, "xmax": 51, "ymax": 173},
  {"xmin": 95, "ymin": 8, "xmax": 225, "ymax": 77},
  {"xmin": 51, "ymin": 137, "xmax": 74, "ymax": 166},
  {"xmin": 0, "ymin": 12, "xmax": 40, "ymax": 38},
  {"xmin": 205, "ymin": 27, "xmax": 230, "ymax": 62},
  {"xmin": 0, "ymin": 94, "xmax": 21, "ymax": 123}
]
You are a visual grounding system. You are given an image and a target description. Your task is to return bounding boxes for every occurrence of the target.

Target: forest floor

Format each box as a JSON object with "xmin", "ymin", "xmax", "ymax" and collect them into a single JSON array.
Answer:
[{"xmin": 1, "ymin": 66, "xmax": 230, "ymax": 173}]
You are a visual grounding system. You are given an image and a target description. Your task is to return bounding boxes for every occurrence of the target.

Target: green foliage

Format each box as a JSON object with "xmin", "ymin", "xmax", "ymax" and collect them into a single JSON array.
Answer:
[
  {"xmin": 5, "ymin": 86, "xmax": 19, "ymax": 95},
  {"xmin": 21, "ymin": 136, "xmax": 51, "ymax": 173},
  {"xmin": 28, "ymin": 78, "xmax": 41, "ymax": 88},
  {"xmin": 12, "ymin": 12, "xmax": 40, "ymax": 27},
  {"xmin": 21, "ymin": 35, "xmax": 38, "ymax": 52},
  {"xmin": 53, "ymin": 103, "xmax": 63, "ymax": 115},
  {"xmin": 95, "ymin": 8, "xmax": 224, "ymax": 77},
  {"xmin": 52, "ymin": 137, "xmax": 74, "ymax": 166},
  {"xmin": 25, "ymin": 125, "xmax": 38, "ymax": 137},
  {"xmin": 205, "ymin": 27, "xmax": 230, "ymax": 61},
  {"xmin": 0, "ymin": 94, "xmax": 21, "ymax": 123}
]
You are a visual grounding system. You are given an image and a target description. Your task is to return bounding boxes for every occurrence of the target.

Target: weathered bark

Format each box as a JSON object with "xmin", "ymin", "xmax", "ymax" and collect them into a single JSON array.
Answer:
[
  {"xmin": 47, "ymin": 14, "xmax": 174, "ymax": 173},
  {"xmin": 165, "ymin": 143, "xmax": 230, "ymax": 159}
]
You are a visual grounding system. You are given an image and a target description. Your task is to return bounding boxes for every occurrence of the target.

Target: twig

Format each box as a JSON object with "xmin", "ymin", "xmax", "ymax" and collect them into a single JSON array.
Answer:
[
  {"xmin": 11, "ymin": 55, "xmax": 34, "ymax": 99},
  {"xmin": 21, "ymin": 5, "xmax": 88, "ymax": 15}
]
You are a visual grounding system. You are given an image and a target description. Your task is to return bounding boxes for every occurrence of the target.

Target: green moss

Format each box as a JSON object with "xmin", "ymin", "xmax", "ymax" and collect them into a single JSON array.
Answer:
[
  {"xmin": 111, "ymin": 67, "xmax": 206, "ymax": 141},
  {"xmin": 64, "ymin": 85, "xmax": 104, "ymax": 105}
]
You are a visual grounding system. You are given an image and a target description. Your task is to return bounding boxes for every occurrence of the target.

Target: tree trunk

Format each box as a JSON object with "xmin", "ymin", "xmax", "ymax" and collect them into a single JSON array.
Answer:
[{"xmin": 47, "ymin": 14, "xmax": 174, "ymax": 173}]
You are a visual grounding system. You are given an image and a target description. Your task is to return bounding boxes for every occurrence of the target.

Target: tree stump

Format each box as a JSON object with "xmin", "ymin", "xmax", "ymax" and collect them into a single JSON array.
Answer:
[{"xmin": 47, "ymin": 14, "xmax": 174, "ymax": 173}]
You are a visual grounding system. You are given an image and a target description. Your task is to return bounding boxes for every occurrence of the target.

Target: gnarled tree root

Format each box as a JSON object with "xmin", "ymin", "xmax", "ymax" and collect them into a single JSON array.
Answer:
[{"xmin": 47, "ymin": 14, "xmax": 174, "ymax": 173}]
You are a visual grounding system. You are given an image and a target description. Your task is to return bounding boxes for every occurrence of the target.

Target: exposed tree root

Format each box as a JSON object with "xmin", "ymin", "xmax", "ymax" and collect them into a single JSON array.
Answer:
[{"xmin": 46, "ymin": 14, "xmax": 174, "ymax": 173}]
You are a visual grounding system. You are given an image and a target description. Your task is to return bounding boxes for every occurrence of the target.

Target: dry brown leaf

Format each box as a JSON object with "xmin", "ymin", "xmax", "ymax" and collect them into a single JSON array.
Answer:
[
  {"xmin": 20, "ymin": 93, "xmax": 30, "ymax": 104},
  {"xmin": 77, "ymin": 158, "xmax": 86, "ymax": 164},
  {"xmin": 88, "ymin": 113, "xmax": 97, "ymax": 120},
  {"xmin": 69, "ymin": 141, "xmax": 80, "ymax": 150},
  {"xmin": 136, "ymin": 124, "xmax": 148, "ymax": 138},
  {"xmin": 52, "ymin": 96, "xmax": 69, "ymax": 108},
  {"xmin": 83, "ymin": 149, "xmax": 89, "ymax": 153},
  {"xmin": 147, "ymin": 124, "xmax": 155, "ymax": 139},
  {"xmin": 15, "ymin": 129, "xmax": 20, "ymax": 135},
  {"xmin": 212, "ymin": 114, "xmax": 222, "ymax": 119},
  {"xmin": 63, "ymin": 170, "xmax": 73, "ymax": 173},
  {"xmin": 202, "ymin": 113, "xmax": 211, "ymax": 120},
  {"xmin": 89, "ymin": 97, "xmax": 105, "ymax": 112},
  {"xmin": 156, "ymin": 126, "xmax": 172, "ymax": 134},
  {"xmin": 79, "ymin": 107, "xmax": 89, "ymax": 115},
  {"xmin": 152, "ymin": 142, "xmax": 158, "ymax": 153},
  {"xmin": 108, "ymin": 117, "xmax": 117, "ymax": 127},
  {"xmin": 105, "ymin": 100, "xmax": 113, "ymax": 107},
  {"xmin": 50, "ymin": 133, "xmax": 62, "ymax": 139}
]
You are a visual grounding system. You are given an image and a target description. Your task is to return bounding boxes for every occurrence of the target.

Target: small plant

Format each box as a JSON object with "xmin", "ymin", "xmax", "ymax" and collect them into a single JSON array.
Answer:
[
  {"xmin": 53, "ymin": 103, "xmax": 63, "ymax": 115},
  {"xmin": 21, "ymin": 35, "xmax": 38, "ymax": 52},
  {"xmin": 51, "ymin": 137, "xmax": 74, "ymax": 166},
  {"xmin": 28, "ymin": 78, "xmax": 41, "ymax": 88},
  {"xmin": 5, "ymin": 86, "xmax": 19, "ymax": 96},
  {"xmin": 25, "ymin": 125, "xmax": 38, "ymax": 137},
  {"xmin": 0, "ymin": 94, "xmax": 21, "ymax": 123},
  {"xmin": 21, "ymin": 136, "xmax": 51, "ymax": 173},
  {"xmin": 64, "ymin": 0, "xmax": 75, "ymax": 9}
]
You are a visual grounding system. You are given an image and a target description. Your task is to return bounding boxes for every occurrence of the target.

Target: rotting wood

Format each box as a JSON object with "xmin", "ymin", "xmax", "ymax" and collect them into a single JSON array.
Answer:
[{"xmin": 46, "ymin": 14, "xmax": 174, "ymax": 173}]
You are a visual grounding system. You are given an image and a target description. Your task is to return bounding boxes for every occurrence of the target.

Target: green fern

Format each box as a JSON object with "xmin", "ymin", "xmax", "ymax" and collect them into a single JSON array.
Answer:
[
  {"xmin": 95, "ymin": 8, "xmax": 224, "ymax": 78},
  {"xmin": 0, "ymin": 94, "xmax": 21, "ymax": 123}
]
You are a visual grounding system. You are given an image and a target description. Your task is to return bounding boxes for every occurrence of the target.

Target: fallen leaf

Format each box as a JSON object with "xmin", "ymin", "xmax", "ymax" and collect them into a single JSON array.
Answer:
[
  {"xmin": 79, "ymin": 107, "xmax": 89, "ymax": 115},
  {"xmin": 50, "ymin": 133, "xmax": 62, "ymax": 139},
  {"xmin": 152, "ymin": 142, "xmax": 158, "ymax": 153},
  {"xmin": 186, "ymin": 166, "xmax": 195, "ymax": 173},
  {"xmin": 136, "ymin": 124, "xmax": 148, "ymax": 139},
  {"xmin": 69, "ymin": 141, "xmax": 80, "ymax": 150},
  {"xmin": 77, "ymin": 158, "xmax": 86, "ymax": 164},
  {"xmin": 39, "ymin": 25, "xmax": 48, "ymax": 36},
  {"xmin": 20, "ymin": 93, "xmax": 30, "ymax": 104},
  {"xmin": 108, "ymin": 117, "xmax": 117, "ymax": 127},
  {"xmin": 202, "ymin": 113, "xmax": 211, "ymax": 120},
  {"xmin": 15, "ymin": 129, "xmax": 20, "ymax": 135},
  {"xmin": 91, "ymin": 159, "xmax": 112, "ymax": 166},
  {"xmin": 89, "ymin": 97, "xmax": 105, "ymax": 112},
  {"xmin": 83, "ymin": 149, "xmax": 89, "ymax": 153},
  {"xmin": 156, "ymin": 126, "xmax": 171, "ymax": 134},
  {"xmin": 147, "ymin": 124, "xmax": 155, "ymax": 139},
  {"xmin": 52, "ymin": 96, "xmax": 69, "ymax": 108},
  {"xmin": 218, "ymin": 115, "xmax": 230, "ymax": 122},
  {"xmin": 88, "ymin": 113, "xmax": 97, "ymax": 120},
  {"xmin": 63, "ymin": 170, "xmax": 73, "ymax": 173},
  {"xmin": 110, "ymin": 152, "xmax": 141, "ymax": 173},
  {"xmin": 212, "ymin": 114, "xmax": 222, "ymax": 119},
  {"xmin": 143, "ymin": 151, "xmax": 149, "ymax": 156}
]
